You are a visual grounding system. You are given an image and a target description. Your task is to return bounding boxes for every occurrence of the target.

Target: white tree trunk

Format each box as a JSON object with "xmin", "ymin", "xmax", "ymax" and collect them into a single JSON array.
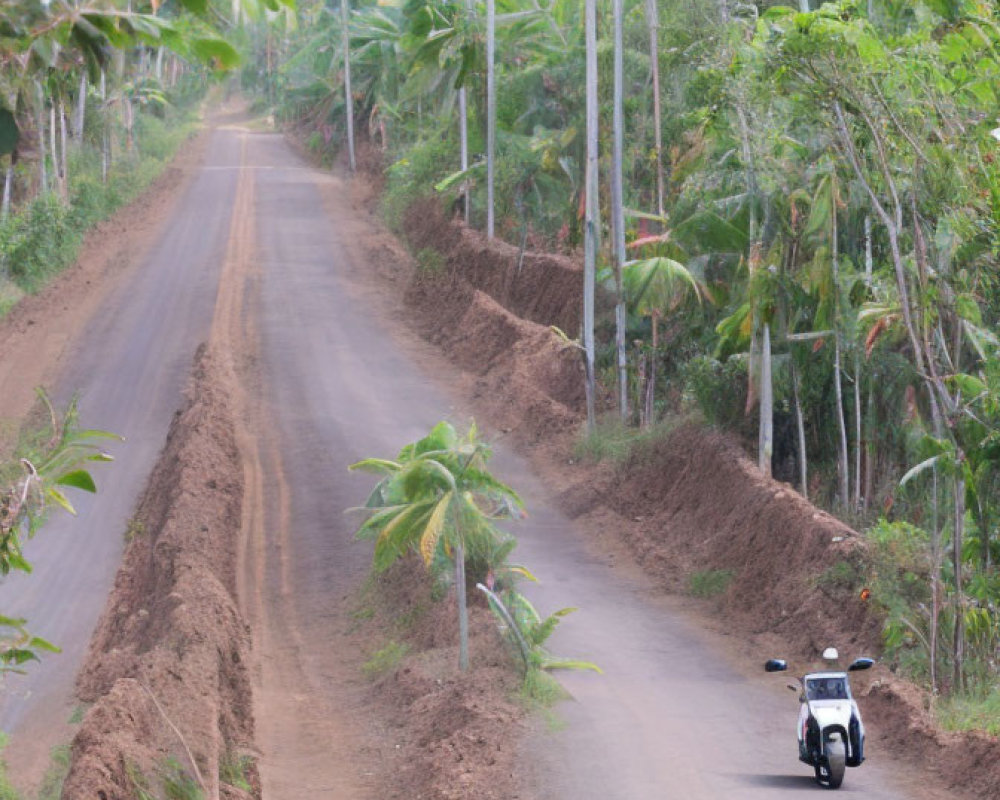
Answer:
[
  {"xmin": 853, "ymin": 354, "xmax": 862, "ymax": 511},
  {"xmin": 458, "ymin": 87, "xmax": 469, "ymax": 224},
  {"xmin": 791, "ymin": 359, "xmax": 808, "ymax": 499},
  {"xmin": 1, "ymin": 158, "xmax": 12, "ymax": 222},
  {"xmin": 759, "ymin": 323, "xmax": 773, "ymax": 476},
  {"xmin": 155, "ymin": 47, "xmax": 165, "ymax": 82},
  {"xmin": 59, "ymin": 101, "xmax": 68, "ymax": 201},
  {"xmin": 583, "ymin": 0, "xmax": 599, "ymax": 431},
  {"xmin": 612, "ymin": 0, "xmax": 628, "ymax": 421},
  {"xmin": 49, "ymin": 103, "xmax": 59, "ymax": 195},
  {"xmin": 953, "ymin": 475, "xmax": 965, "ymax": 691},
  {"xmin": 486, "ymin": 0, "xmax": 496, "ymax": 239},
  {"xmin": 831, "ymin": 202, "xmax": 850, "ymax": 507},
  {"xmin": 37, "ymin": 85, "xmax": 48, "ymax": 195},
  {"xmin": 100, "ymin": 69, "xmax": 109, "ymax": 184},
  {"xmin": 645, "ymin": 0, "xmax": 664, "ymax": 218},
  {"xmin": 73, "ymin": 73, "xmax": 87, "ymax": 140},
  {"xmin": 341, "ymin": 0, "xmax": 356, "ymax": 172}
]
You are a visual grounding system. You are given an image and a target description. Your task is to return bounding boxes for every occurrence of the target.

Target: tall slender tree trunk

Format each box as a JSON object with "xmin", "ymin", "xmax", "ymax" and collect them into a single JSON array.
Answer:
[
  {"xmin": 759, "ymin": 324, "xmax": 773, "ymax": 476},
  {"xmin": 59, "ymin": 101, "xmax": 68, "ymax": 201},
  {"xmin": 73, "ymin": 74, "xmax": 87, "ymax": 140},
  {"xmin": 486, "ymin": 0, "xmax": 496, "ymax": 239},
  {"xmin": 644, "ymin": 313, "xmax": 659, "ymax": 427},
  {"xmin": 791, "ymin": 358, "xmax": 808, "ymax": 499},
  {"xmin": 1, "ymin": 157, "xmax": 12, "ymax": 222},
  {"xmin": 458, "ymin": 88, "xmax": 470, "ymax": 224},
  {"xmin": 49, "ymin": 103, "xmax": 59, "ymax": 195},
  {"xmin": 953, "ymin": 474, "xmax": 966, "ymax": 692},
  {"xmin": 456, "ymin": 540, "xmax": 469, "ymax": 672},
  {"xmin": 611, "ymin": 0, "xmax": 628, "ymax": 421},
  {"xmin": 341, "ymin": 0, "xmax": 356, "ymax": 172},
  {"xmin": 645, "ymin": 0, "xmax": 664, "ymax": 219},
  {"xmin": 100, "ymin": 70, "xmax": 109, "ymax": 184},
  {"xmin": 853, "ymin": 355, "xmax": 862, "ymax": 511},
  {"xmin": 583, "ymin": 0, "xmax": 599, "ymax": 432},
  {"xmin": 37, "ymin": 85, "xmax": 48, "ymax": 196},
  {"xmin": 930, "ymin": 467, "xmax": 940, "ymax": 695},
  {"xmin": 831, "ymin": 198, "xmax": 850, "ymax": 507},
  {"xmin": 155, "ymin": 47, "xmax": 165, "ymax": 82}
]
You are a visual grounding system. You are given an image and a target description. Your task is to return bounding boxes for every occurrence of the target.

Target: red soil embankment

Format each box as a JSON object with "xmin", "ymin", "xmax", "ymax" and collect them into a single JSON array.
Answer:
[
  {"xmin": 63, "ymin": 347, "xmax": 255, "ymax": 800},
  {"xmin": 392, "ymin": 193, "xmax": 1000, "ymax": 800},
  {"xmin": 402, "ymin": 201, "xmax": 585, "ymax": 336}
]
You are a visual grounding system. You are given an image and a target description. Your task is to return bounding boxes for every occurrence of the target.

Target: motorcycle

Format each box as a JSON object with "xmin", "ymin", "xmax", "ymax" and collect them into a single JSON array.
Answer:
[{"xmin": 765, "ymin": 649, "xmax": 874, "ymax": 789}]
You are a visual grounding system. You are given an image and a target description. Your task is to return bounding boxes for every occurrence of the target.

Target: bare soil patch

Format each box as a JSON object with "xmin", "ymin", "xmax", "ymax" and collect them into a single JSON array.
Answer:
[{"xmin": 359, "ymin": 560, "xmax": 528, "ymax": 800}]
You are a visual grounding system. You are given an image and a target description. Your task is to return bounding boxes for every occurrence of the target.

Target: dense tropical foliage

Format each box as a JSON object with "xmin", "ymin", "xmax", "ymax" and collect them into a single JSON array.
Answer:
[{"xmin": 275, "ymin": 0, "xmax": 1000, "ymax": 705}]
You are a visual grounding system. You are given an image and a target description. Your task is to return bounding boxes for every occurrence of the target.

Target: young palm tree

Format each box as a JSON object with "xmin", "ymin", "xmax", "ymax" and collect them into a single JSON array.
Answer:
[{"xmin": 350, "ymin": 421, "xmax": 522, "ymax": 671}]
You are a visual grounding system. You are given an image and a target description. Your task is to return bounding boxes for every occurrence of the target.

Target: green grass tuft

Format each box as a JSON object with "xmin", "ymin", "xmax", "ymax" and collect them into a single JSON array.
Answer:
[
  {"xmin": 362, "ymin": 640, "xmax": 409, "ymax": 679},
  {"xmin": 219, "ymin": 753, "xmax": 254, "ymax": 793},
  {"xmin": 688, "ymin": 569, "xmax": 734, "ymax": 598}
]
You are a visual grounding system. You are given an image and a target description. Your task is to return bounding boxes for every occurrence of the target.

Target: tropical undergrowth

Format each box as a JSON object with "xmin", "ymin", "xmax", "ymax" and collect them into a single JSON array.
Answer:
[{"xmin": 0, "ymin": 89, "xmax": 203, "ymax": 316}]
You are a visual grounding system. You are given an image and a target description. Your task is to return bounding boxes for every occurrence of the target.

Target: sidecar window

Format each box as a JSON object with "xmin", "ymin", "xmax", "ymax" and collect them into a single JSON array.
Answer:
[{"xmin": 806, "ymin": 677, "xmax": 848, "ymax": 700}]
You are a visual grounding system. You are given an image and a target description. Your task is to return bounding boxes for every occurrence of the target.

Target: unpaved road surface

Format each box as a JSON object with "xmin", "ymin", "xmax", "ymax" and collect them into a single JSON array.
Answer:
[{"xmin": 1, "ymin": 120, "xmax": 959, "ymax": 799}]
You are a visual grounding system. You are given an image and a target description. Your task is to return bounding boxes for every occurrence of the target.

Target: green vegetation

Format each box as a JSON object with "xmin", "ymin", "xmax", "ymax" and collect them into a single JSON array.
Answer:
[
  {"xmin": 362, "ymin": 640, "xmax": 410, "ymax": 678},
  {"xmin": 280, "ymin": 0, "xmax": 1000, "ymax": 716},
  {"xmin": 0, "ymin": 395, "xmax": 118, "ymax": 669},
  {"xmin": 937, "ymin": 688, "xmax": 1000, "ymax": 737},
  {"xmin": 0, "ymin": 734, "xmax": 18, "ymax": 800},
  {"xmin": 219, "ymin": 753, "xmax": 254, "ymax": 793},
  {"xmin": 351, "ymin": 421, "xmax": 598, "ymax": 678},
  {"xmin": 35, "ymin": 746, "xmax": 70, "ymax": 800},
  {"xmin": 688, "ymin": 569, "xmax": 734, "ymax": 598}
]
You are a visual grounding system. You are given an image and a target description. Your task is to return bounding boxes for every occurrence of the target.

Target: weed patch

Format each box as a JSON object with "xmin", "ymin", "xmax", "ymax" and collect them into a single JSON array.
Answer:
[
  {"xmin": 35, "ymin": 745, "xmax": 70, "ymax": 800},
  {"xmin": 936, "ymin": 688, "xmax": 1000, "ymax": 736},
  {"xmin": 219, "ymin": 753, "xmax": 254, "ymax": 793},
  {"xmin": 362, "ymin": 640, "xmax": 409, "ymax": 679},
  {"xmin": 688, "ymin": 569, "xmax": 733, "ymax": 598}
]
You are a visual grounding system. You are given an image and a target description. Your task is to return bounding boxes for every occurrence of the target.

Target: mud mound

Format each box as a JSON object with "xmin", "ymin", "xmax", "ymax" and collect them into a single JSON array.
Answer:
[
  {"xmin": 406, "ymin": 269, "xmax": 584, "ymax": 444},
  {"xmin": 403, "ymin": 200, "xmax": 584, "ymax": 335},
  {"xmin": 589, "ymin": 426, "xmax": 881, "ymax": 659},
  {"xmin": 63, "ymin": 346, "xmax": 255, "ymax": 800},
  {"xmin": 366, "ymin": 560, "xmax": 526, "ymax": 800},
  {"xmin": 862, "ymin": 676, "xmax": 1000, "ymax": 799}
]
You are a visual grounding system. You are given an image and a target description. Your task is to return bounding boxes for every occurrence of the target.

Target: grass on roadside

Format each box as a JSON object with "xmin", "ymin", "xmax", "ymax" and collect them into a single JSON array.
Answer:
[
  {"xmin": 362, "ymin": 641, "xmax": 410, "ymax": 679},
  {"xmin": 573, "ymin": 416, "xmax": 689, "ymax": 465},
  {"xmin": 688, "ymin": 569, "xmax": 733, "ymax": 598},
  {"xmin": 936, "ymin": 688, "xmax": 1000, "ymax": 736}
]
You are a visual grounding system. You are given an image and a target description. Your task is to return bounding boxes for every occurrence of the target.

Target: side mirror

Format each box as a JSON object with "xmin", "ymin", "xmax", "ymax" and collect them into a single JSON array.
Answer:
[
  {"xmin": 848, "ymin": 657, "xmax": 875, "ymax": 672},
  {"xmin": 765, "ymin": 658, "xmax": 788, "ymax": 673}
]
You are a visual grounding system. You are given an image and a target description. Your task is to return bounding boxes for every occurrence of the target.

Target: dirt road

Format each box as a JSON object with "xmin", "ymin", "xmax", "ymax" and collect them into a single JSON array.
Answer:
[{"xmin": 0, "ymin": 120, "xmax": 962, "ymax": 798}]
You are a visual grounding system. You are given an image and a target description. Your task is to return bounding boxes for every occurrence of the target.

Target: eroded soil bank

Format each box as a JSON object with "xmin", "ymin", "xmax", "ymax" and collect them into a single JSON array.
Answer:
[
  {"xmin": 64, "ymin": 346, "xmax": 255, "ymax": 800},
  {"xmin": 376, "ymin": 188, "xmax": 1000, "ymax": 799}
]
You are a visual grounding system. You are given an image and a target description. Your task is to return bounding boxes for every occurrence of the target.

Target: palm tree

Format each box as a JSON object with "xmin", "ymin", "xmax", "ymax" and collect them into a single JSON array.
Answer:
[{"xmin": 351, "ymin": 421, "xmax": 522, "ymax": 671}]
